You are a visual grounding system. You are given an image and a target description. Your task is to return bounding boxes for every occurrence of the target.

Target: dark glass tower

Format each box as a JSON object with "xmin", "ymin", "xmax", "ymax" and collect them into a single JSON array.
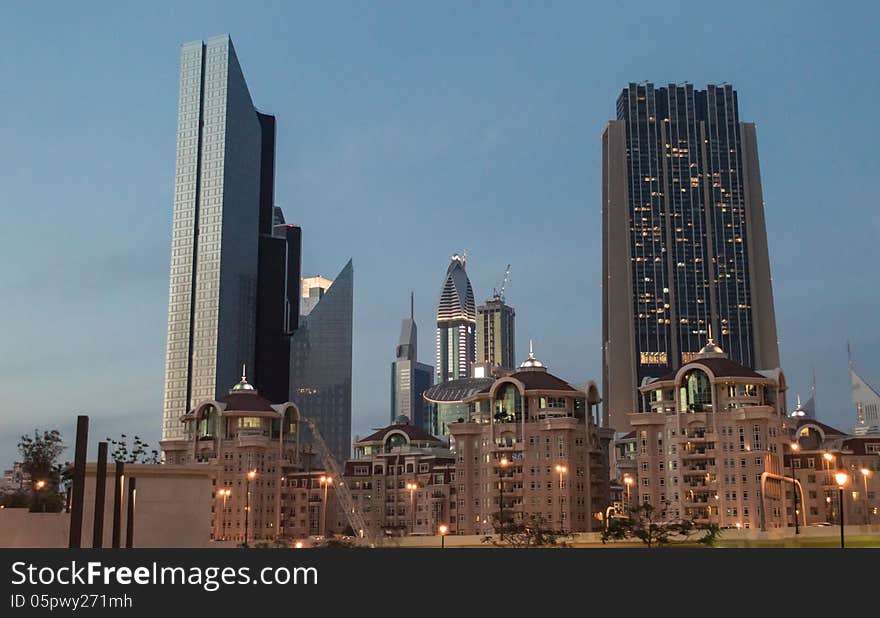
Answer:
[
  {"xmin": 602, "ymin": 83, "xmax": 779, "ymax": 431},
  {"xmin": 391, "ymin": 294, "xmax": 434, "ymax": 430},
  {"xmin": 436, "ymin": 254, "xmax": 476, "ymax": 383},
  {"xmin": 162, "ymin": 35, "xmax": 301, "ymax": 443},
  {"xmin": 290, "ymin": 260, "xmax": 354, "ymax": 464}
]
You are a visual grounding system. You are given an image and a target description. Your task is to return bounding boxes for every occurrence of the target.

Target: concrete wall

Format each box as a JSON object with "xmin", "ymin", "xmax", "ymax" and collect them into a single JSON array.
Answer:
[{"xmin": 0, "ymin": 464, "xmax": 214, "ymax": 548}]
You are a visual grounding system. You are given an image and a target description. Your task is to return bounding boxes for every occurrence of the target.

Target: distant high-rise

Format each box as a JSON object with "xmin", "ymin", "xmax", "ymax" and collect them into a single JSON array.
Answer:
[
  {"xmin": 849, "ymin": 344, "xmax": 880, "ymax": 435},
  {"xmin": 436, "ymin": 254, "xmax": 476, "ymax": 383},
  {"xmin": 162, "ymin": 35, "xmax": 300, "ymax": 442},
  {"xmin": 602, "ymin": 83, "xmax": 779, "ymax": 431},
  {"xmin": 290, "ymin": 261, "xmax": 354, "ymax": 464},
  {"xmin": 477, "ymin": 295, "xmax": 516, "ymax": 371},
  {"xmin": 391, "ymin": 294, "xmax": 434, "ymax": 429},
  {"xmin": 300, "ymin": 275, "xmax": 333, "ymax": 316}
]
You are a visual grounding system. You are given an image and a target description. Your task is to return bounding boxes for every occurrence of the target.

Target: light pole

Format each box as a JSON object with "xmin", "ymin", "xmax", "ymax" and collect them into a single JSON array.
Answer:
[
  {"xmin": 555, "ymin": 464, "xmax": 567, "ymax": 532},
  {"xmin": 438, "ymin": 524, "xmax": 448, "ymax": 548},
  {"xmin": 823, "ymin": 452, "xmax": 835, "ymax": 522},
  {"xmin": 35, "ymin": 480, "xmax": 46, "ymax": 513},
  {"xmin": 623, "ymin": 474, "xmax": 634, "ymax": 515},
  {"xmin": 788, "ymin": 442, "xmax": 800, "ymax": 534},
  {"xmin": 218, "ymin": 488, "xmax": 231, "ymax": 540},
  {"xmin": 499, "ymin": 457, "xmax": 509, "ymax": 537},
  {"xmin": 244, "ymin": 470, "xmax": 256, "ymax": 547},
  {"xmin": 835, "ymin": 471, "xmax": 849, "ymax": 548},
  {"xmin": 860, "ymin": 468, "xmax": 872, "ymax": 525},
  {"xmin": 406, "ymin": 482, "xmax": 418, "ymax": 534},
  {"xmin": 319, "ymin": 475, "xmax": 333, "ymax": 538}
]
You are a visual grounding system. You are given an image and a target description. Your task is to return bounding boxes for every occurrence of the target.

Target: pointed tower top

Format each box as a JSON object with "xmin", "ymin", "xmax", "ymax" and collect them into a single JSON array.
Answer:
[
  {"xmin": 232, "ymin": 364, "xmax": 255, "ymax": 391},
  {"xmin": 520, "ymin": 338, "xmax": 545, "ymax": 369},
  {"xmin": 696, "ymin": 323, "xmax": 726, "ymax": 358},
  {"xmin": 410, "ymin": 291, "xmax": 414, "ymax": 320}
]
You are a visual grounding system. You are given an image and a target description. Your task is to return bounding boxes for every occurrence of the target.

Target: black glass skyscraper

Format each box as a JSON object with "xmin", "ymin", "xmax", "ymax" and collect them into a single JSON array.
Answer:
[
  {"xmin": 602, "ymin": 83, "xmax": 779, "ymax": 431},
  {"xmin": 290, "ymin": 260, "xmax": 353, "ymax": 464}
]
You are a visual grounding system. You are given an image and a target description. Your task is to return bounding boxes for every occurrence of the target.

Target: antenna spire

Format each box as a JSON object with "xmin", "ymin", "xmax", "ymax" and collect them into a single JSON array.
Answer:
[{"xmin": 410, "ymin": 291, "xmax": 414, "ymax": 320}]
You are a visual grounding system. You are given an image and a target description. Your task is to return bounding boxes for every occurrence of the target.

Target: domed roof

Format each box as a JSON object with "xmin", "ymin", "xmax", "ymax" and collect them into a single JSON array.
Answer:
[
  {"xmin": 790, "ymin": 394, "xmax": 807, "ymax": 418},
  {"xmin": 231, "ymin": 364, "xmax": 256, "ymax": 391},
  {"xmin": 519, "ymin": 339, "xmax": 545, "ymax": 370},
  {"xmin": 695, "ymin": 327, "xmax": 727, "ymax": 359}
]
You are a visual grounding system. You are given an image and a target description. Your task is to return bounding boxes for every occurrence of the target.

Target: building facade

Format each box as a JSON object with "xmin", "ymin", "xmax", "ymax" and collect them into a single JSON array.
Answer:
[
  {"xmin": 849, "ymin": 349, "xmax": 880, "ymax": 435},
  {"xmin": 424, "ymin": 376, "xmax": 496, "ymax": 440},
  {"xmin": 343, "ymin": 423, "xmax": 454, "ymax": 537},
  {"xmin": 162, "ymin": 35, "xmax": 300, "ymax": 442},
  {"xmin": 162, "ymin": 372, "xmax": 304, "ymax": 543},
  {"xmin": 391, "ymin": 296, "xmax": 434, "ymax": 430},
  {"xmin": 448, "ymin": 350, "xmax": 610, "ymax": 534},
  {"xmin": 632, "ymin": 338, "xmax": 788, "ymax": 529},
  {"xmin": 290, "ymin": 261, "xmax": 354, "ymax": 464},
  {"xmin": 477, "ymin": 296, "xmax": 516, "ymax": 371},
  {"xmin": 786, "ymin": 419, "xmax": 880, "ymax": 526},
  {"xmin": 436, "ymin": 254, "xmax": 477, "ymax": 384},
  {"xmin": 602, "ymin": 83, "xmax": 779, "ymax": 431}
]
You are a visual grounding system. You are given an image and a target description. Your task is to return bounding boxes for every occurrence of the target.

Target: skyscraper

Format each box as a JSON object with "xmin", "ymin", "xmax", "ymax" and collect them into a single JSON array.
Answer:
[
  {"xmin": 162, "ymin": 35, "xmax": 300, "ymax": 442},
  {"xmin": 849, "ymin": 344, "xmax": 880, "ymax": 435},
  {"xmin": 391, "ymin": 294, "xmax": 434, "ymax": 429},
  {"xmin": 436, "ymin": 254, "xmax": 476, "ymax": 383},
  {"xmin": 290, "ymin": 260, "xmax": 354, "ymax": 464},
  {"xmin": 477, "ymin": 294, "xmax": 516, "ymax": 371},
  {"xmin": 602, "ymin": 83, "xmax": 779, "ymax": 431}
]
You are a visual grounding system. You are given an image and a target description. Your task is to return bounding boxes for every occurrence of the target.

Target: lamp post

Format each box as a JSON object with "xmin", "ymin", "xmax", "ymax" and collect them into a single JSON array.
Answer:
[
  {"xmin": 788, "ymin": 442, "xmax": 800, "ymax": 534},
  {"xmin": 35, "ymin": 480, "xmax": 46, "ymax": 513},
  {"xmin": 499, "ymin": 457, "xmax": 509, "ymax": 537},
  {"xmin": 406, "ymin": 482, "xmax": 418, "ymax": 534},
  {"xmin": 244, "ymin": 470, "xmax": 256, "ymax": 547},
  {"xmin": 555, "ymin": 464, "xmax": 567, "ymax": 532},
  {"xmin": 860, "ymin": 468, "xmax": 872, "ymax": 525},
  {"xmin": 835, "ymin": 472, "xmax": 849, "ymax": 548},
  {"xmin": 623, "ymin": 474, "xmax": 634, "ymax": 515},
  {"xmin": 438, "ymin": 524, "xmax": 448, "ymax": 549},
  {"xmin": 319, "ymin": 475, "xmax": 333, "ymax": 538},
  {"xmin": 823, "ymin": 453, "xmax": 835, "ymax": 522},
  {"xmin": 218, "ymin": 488, "xmax": 231, "ymax": 541}
]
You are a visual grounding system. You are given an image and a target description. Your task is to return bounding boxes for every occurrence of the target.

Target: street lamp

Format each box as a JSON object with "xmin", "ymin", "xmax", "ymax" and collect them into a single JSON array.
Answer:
[
  {"xmin": 499, "ymin": 457, "xmax": 509, "ymax": 537},
  {"xmin": 788, "ymin": 442, "xmax": 800, "ymax": 534},
  {"xmin": 35, "ymin": 479, "xmax": 47, "ymax": 513},
  {"xmin": 623, "ymin": 474, "xmax": 634, "ymax": 514},
  {"xmin": 860, "ymin": 468, "xmax": 872, "ymax": 525},
  {"xmin": 555, "ymin": 464, "xmax": 568, "ymax": 532},
  {"xmin": 319, "ymin": 475, "xmax": 333, "ymax": 538},
  {"xmin": 244, "ymin": 470, "xmax": 256, "ymax": 547},
  {"xmin": 218, "ymin": 488, "xmax": 231, "ymax": 541},
  {"xmin": 438, "ymin": 524, "xmax": 448, "ymax": 548},
  {"xmin": 406, "ymin": 482, "xmax": 418, "ymax": 534},
  {"xmin": 835, "ymin": 471, "xmax": 849, "ymax": 549}
]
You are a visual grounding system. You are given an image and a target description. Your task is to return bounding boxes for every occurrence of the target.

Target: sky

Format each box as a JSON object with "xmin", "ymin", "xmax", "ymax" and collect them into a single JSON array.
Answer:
[{"xmin": 1, "ymin": 1, "xmax": 879, "ymax": 466}]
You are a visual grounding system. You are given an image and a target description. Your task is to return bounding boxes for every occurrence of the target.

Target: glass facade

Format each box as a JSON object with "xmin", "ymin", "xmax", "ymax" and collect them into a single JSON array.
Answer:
[
  {"xmin": 435, "ymin": 255, "xmax": 476, "ymax": 383},
  {"xmin": 615, "ymin": 83, "xmax": 766, "ymax": 404},
  {"xmin": 290, "ymin": 260, "xmax": 354, "ymax": 464},
  {"xmin": 162, "ymin": 36, "xmax": 298, "ymax": 443}
]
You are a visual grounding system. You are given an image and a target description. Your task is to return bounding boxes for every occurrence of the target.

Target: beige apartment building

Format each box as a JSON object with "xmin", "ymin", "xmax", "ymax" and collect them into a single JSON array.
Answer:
[
  {"xmin": 632, "ymin": 338, "xmax": 789, "ymax": 529},
  {"xmin": 786, "ymin": 419, "xmax": 880, "ymax": 526},
  {"xmin": 448, "ymin": 349, "xmax": 610, "ymax": 534},
  {"xmin": 161, "ymin": 371, "xmax": 306, "ymax": 543},
  {"xmin": 343, "ymin": 424, "xmax": 454, "ymax": 537}
]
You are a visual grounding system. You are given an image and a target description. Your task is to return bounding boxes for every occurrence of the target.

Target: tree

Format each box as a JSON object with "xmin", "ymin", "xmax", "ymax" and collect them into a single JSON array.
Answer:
[
  {"xmin": 601, "ymin": 503, "xmax": 721, "ymax": 548},
  {"xmin": 106, "ymin": 434, "xmax": 160, "ymax": 464},
  {"xmin": 17, "ymin": 429, "xmax": 66, "ymax": 512},
  {"xmin": 484, "ymin": 513, "xmax": 569, "ymax": 548}
]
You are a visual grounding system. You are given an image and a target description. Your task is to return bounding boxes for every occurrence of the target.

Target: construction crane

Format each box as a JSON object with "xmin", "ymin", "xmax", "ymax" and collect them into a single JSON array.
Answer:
[
  {"xmin": 493, "ymin": 264, "xmax": 511, "ymax": 301},
  {"xmin": 301, "ymin": 417, "xmax": 380, "ymax": 547}
]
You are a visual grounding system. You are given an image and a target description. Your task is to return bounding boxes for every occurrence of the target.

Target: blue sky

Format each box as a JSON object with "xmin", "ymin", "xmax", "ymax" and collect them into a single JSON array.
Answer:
[{"xmin": 2, "ymin": 1, "xmax": 878, "ymax": 465}]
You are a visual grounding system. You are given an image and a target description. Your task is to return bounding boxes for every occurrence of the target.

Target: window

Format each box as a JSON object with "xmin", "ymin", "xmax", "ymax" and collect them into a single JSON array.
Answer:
[{"xmin": 680, "ymin": 369, "xmax": 712, "ymax": 412}]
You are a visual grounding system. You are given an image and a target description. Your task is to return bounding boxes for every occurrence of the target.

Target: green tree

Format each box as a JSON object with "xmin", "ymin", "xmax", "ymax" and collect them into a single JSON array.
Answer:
[
  {"xmin": 17, "ymin": 429, "xmax": 66, "ymax": 512},
  {"xmin": 485, "ymin": 513, "xmax": 569, "ymax": 548},
  {"xmin": 601, "ymin": 503, "xmax": 721, "ymax": 548},
  {"xmin": 106, "ymin": 434, "xmax": 160, "ymax": 464}
]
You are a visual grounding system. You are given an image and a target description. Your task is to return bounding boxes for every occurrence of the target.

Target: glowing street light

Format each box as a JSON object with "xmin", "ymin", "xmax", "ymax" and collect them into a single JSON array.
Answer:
[
  {"xmin": 406, "ymin": 482, "xmax": 418, "ymax": 534},
  {"xmin": 499, "ymin": 457, "xmax": 510, "ymax": 533},
  {"xmin": 788, "ymin": 442, "xmax": 801, "ymax": 534},
  {"xmin": 244, "ymin": 469, "xmax": 257, "ymax": 547},
  {"xmin": 438, "ymin": 524, "xmax": 448, "ymax": 549},
  {"xmin": 860, "ymin": 468, "xmax": 872, "ymax": 524},
  {"xmin": 835, "ymin": 471, "xmax": 849, "ymax": 549},
  {"xmin": 555, "ymin": 464, "xmax": 568, "ymax": 532},
  {"xmin": 34, "ymin": 480, "xmax": 46, "ymax": 490},
  {"xmin": 623, "ymin": 474, "xmax": 634, "ymax": 514},
  {"xmin": 319, "ymin": 475, "xmax": 333, "ymax": 538},
  {"xmin": 217, "ymin": 488, "xmax": 232, "ymax": 540}
]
